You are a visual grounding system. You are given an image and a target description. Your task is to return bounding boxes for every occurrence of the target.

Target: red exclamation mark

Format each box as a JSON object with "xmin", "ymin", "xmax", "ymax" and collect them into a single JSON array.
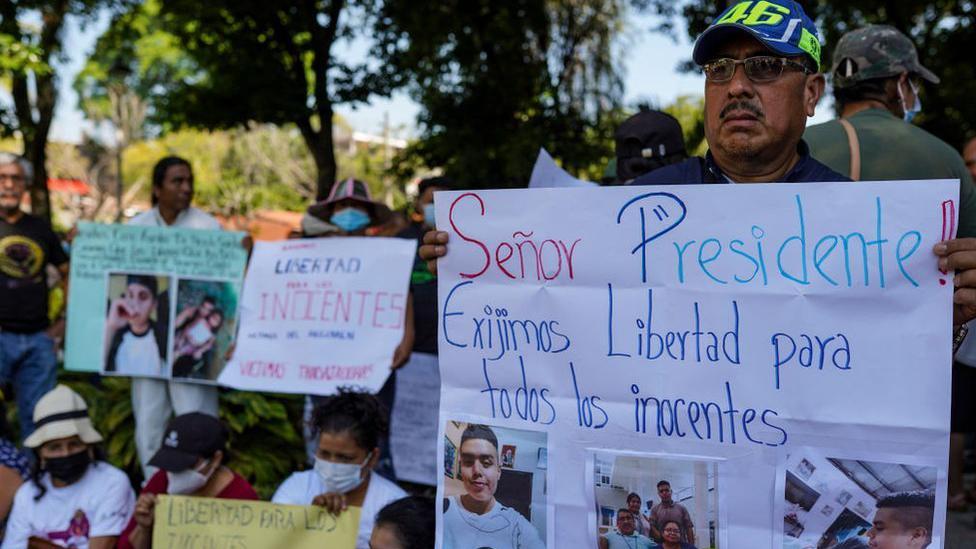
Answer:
[{"xmin": 940, "ymin": 200, "xmax": 956, "ymax": 285}]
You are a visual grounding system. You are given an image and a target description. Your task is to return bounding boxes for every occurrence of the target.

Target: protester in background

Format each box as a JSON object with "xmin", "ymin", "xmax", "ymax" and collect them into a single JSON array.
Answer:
[
  {"xmin": 119, "ymin": 413, "xmax": 257, "ymax": 549},
  {"xmin": 0, "ymin": 153, "xmax": 68, "ymax": 440},
  {"xmin": 804, "ymin": 25, "xmax": 976, "ymax": 238},
  {"xmin": 616, "ymin": 109, "xmax": 687, "ymax": 183},
  {"xmin": 369, "ymin": 495, "xmax": 435, "ymax": 549},
  {"xmin": 273, "ymin": 389, "xmax": 406, "ymax": 549},
  {"xmin": 650, "ymin": 481, "xmax": 694, "ymax": 545},
  {"xmin": 964, "ymin": 137, "xmax": 976, "ymax": 181},
  {"xmin": 626, "ymin": 492, "xmax": 652, "ymax": 537},
  {"xmin": 442, "ymin": 424, "xmax": 544, "ymax": 549},
  {"xmin": 104, "ymin": 275, "xmax": 166, "ymax": 377},
  {"xmin": 599, "ymin": 508, "xmax": 655, "ymax": 549},
  {"xmin": 302, "ymin": 179, "xmax": 414, "ymax": 479},
  {"xmin": 0, "ymin": 392, "xmax": 29, "ymax": 540},
  {"xmin": 127, "ymin": 156, "xmax": 222, "ymax": 478},
  {"xmin": 866, "ymin": 491, "xmax": 934, "ymax": 549},
  {"xmin": 2, "ymin": 385, "xmax": 135, "ymax": 549}
]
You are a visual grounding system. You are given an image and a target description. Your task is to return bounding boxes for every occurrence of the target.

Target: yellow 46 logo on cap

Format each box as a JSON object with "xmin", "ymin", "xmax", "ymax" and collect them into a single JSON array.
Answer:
[{"xmin": 717, "ymin": 1, "xmax": 791, "ymax": 27}]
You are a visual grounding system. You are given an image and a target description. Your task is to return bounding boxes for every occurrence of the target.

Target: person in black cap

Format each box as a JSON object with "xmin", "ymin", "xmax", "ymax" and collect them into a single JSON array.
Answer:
[
  {"xmin": 118, "ymin": 413, "xmax": 257, "ymax": 549},
  {"xmin": 615, "ymin": 110, "xmax": 688, "ymax": 183}
]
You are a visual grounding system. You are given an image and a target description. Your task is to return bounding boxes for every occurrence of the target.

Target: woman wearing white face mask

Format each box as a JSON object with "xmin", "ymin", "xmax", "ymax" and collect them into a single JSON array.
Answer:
[
  {"xmin": 273, "ymin": 389, "xmax": 406, "ymax": 549},
  {"xmin": 118, "ymin": 413, "xmax": 257, "ymax": 549}
]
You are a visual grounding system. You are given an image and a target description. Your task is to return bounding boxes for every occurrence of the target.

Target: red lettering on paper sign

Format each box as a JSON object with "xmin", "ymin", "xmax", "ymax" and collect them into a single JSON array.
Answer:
[
  {"xmin": 448, "ymin": 192, "xmax": 582, "ymax": 281},
  {"xmin": 239, "ymin": 361, "xmax": 287, "ymax": 378},
  {"xmin": 299, "ymin": 364, "xmax": 374, "ymax": 381}
]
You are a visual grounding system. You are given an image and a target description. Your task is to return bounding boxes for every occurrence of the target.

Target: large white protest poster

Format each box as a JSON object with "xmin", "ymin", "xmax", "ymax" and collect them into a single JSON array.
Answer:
[
  {"xmin": 434, "ymin": 182, "xmax": 954, "ymax": 548},
  {"xmin": 220, "ymin": 237, "xmax": 416, "ymax": 395}
]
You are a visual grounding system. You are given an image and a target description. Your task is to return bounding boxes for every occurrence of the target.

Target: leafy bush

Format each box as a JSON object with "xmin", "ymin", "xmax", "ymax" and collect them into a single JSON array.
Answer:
[{"xmin": 60, "ymin": 371, "xmax": 307, "ymax": 498}]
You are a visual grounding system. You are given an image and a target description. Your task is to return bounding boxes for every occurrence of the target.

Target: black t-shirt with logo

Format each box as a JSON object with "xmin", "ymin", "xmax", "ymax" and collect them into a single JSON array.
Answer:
[{"xmin": 0, "ymin": 214, "xmax": 68, "ymax": 332}]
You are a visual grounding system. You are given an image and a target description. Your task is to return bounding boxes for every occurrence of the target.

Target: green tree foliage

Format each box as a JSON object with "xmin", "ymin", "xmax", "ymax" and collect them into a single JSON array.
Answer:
[
  {"xmin": 660, "ymin": 94, "xmax": 706, "ymax": 156},
  {"xmin": 0, "ymin": 0, "xmax": 127, "ymax": 221},
  {"xmin": 373, "ymin": 0, "xmax": 629, "ymax": 187},
  {"xmin": 81, "ymin": 0, "xmax": 397, "ymax": 200},
  {"xmin": 642, "ymin": 0, "xmax": 976, "ymax": 149}
]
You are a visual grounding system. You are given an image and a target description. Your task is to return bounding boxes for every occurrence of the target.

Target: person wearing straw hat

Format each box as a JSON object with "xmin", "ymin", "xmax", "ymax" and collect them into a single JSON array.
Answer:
[
  {"xmin": 306, "ymin": 177, "xmax": 394, "ymax": 237},
  {"xmin": 2, "ymin": 385, "xmax": 135, "ymax": 549}
]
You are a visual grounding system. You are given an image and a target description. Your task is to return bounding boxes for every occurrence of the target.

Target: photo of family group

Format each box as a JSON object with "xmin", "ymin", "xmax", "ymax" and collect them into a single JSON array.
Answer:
[
  {"xmin": 102, "ymin": 272, "xmax": 239, "ymax": 382},
  {"xmin": 592, "ymin": 451, "xmax": 719, "ymax": 549},
  {"xmin": 441, "ymin": 420, "xmax": 548, "ymax": 548},
  {"xmin": 782, "ymin": 451, "xmax": 938, "ymax": 549}
]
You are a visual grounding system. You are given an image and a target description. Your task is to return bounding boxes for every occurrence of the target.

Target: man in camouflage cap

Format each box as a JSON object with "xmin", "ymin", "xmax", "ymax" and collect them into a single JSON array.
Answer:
[{"xmin": 805, "ymin": 25, "xmax": 974, "ymax": 213}]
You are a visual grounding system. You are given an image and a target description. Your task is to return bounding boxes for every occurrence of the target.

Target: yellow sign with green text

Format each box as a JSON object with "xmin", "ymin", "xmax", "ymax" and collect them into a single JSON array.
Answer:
[{"xmin": 152, "ymin": 495, "xmax": 361, "ymax": 548}]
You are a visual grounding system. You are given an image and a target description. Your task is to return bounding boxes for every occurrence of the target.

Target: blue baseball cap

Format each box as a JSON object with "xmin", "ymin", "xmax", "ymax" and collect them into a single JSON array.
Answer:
[{"xmin": 692, "ymin": 0, "xmax": 823, "ymax": 71}]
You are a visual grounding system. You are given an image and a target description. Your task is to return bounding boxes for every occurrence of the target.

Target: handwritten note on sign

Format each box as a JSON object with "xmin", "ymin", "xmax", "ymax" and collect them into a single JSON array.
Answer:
[
  {"xmin": 220, "ymin": 237, "xmax": 416, "ymax": 395},
  {"xmin": 65, "ymin": 222, "xmax": 246, "ymax": 374},
  {"xmin": 152, "ymin": 495, "xmax": 360, "ymax": 548},
  {"xmin": 434, "ymin": 182, "xmax": 955, "ymax": 548}
]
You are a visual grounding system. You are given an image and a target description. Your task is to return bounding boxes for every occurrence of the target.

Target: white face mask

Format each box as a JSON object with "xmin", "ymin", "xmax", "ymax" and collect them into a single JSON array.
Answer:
[
  {"xmin": 314, "ymin": 452, "xmax": 370, "ymax": 494},
  {"xmin": 167, "ymin": 460, "xmax": 213, "ymax": 495}
]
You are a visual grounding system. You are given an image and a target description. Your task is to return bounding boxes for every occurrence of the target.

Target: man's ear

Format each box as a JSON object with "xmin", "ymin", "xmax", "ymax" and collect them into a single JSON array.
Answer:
[
  {"xmin": 804, "ymin": 73, "xmax": 826, "ymax": 117},
  {"xmin": 911, "ymin": 526, "xmax": 930, "ymax": 546},
  {"xmin": 211, "ymin": 449, "xmax": 224, "ymax": 471}
]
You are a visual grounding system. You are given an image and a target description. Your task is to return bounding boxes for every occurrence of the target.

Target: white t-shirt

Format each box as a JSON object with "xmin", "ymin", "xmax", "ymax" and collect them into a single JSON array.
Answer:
[
  {"xmin": 442, "ymin": 495, "xmax": 545, "ymax": 549},
  {"xmin": 115, "ymin": 329, "xmax": 164, "ymax": 376},
  {"xmin": 2, "ymin": 461, "xmax": 135, "ymax": 548},
  {"xmin": 128, "ymin": 206, "xmax": 221, "ymax": 230},
  {"xmin": 272, "ymin": 469, "xmax": 406, "ymax": 549}
]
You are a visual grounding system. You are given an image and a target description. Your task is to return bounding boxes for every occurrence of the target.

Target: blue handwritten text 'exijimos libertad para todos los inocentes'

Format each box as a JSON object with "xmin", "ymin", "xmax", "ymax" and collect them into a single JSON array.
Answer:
[{"xmin": 617, "ymin": 193, "xmax": 923, "ymax": 287}]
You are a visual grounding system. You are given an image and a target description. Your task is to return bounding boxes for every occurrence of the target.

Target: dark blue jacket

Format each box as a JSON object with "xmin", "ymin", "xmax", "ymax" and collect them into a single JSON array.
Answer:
[{"xmin": 630, "ymin": 141, "xmax": 850, "ymax": 185}]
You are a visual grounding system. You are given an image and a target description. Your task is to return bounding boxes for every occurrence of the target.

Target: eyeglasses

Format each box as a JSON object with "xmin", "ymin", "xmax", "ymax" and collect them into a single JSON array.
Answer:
[
  {"xmin": 664, "ymin": 528, "xmax": 681, "ymax": 534},
  {"xmin": 0, "ymin": 174, "xmax": 26, "ymax": 184},
  {"xmin": 702, "ymin": 56, "xmax": 812, "ymax": 83}
]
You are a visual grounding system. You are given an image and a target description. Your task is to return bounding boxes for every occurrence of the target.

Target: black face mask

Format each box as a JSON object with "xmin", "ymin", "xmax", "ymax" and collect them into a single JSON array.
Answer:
[{"xmin": 44, "ymin": 450, "xmax": 92, "ymax": 484}]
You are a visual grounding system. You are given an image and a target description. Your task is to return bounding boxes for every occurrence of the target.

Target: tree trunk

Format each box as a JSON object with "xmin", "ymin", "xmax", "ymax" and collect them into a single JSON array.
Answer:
[
  {"xmin": 24, "ymin": 140, "xmax": 52, "ymax": 222},
  {"xmin": 297, "ymin": 111, "xmax": 338, "ymax": 202}
]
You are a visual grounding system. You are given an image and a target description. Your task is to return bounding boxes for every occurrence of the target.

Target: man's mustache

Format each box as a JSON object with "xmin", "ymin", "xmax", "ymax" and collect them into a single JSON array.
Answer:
[{"xmin": 720, "ymin": 101, "xmax": 764, "ymax": 119}]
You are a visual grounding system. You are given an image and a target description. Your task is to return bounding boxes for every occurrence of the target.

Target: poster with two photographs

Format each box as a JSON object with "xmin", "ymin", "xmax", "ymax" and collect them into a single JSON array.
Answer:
[
  {"xmin": 440, "ymin": 419, "xmax": 549, "ymax": 548},
  {"xmin": 103, "ymin": 272, "xmax": 239, "ymax": 383}
]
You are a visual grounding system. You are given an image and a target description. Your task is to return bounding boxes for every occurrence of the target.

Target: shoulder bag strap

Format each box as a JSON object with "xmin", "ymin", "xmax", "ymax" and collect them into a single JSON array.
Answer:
[{"xmin": 838, "ymin": 118, "xmax": 861, "ymax": 181}]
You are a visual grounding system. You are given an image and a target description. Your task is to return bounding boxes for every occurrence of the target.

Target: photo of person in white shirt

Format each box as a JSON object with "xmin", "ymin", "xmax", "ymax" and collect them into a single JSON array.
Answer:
[
  {"xmin": 442, "ymin": 424, "xmax": 546, "ymax": 549},
  {"xmin": 104, "ymin": 273, "xmax": 168, "ymax": 378}
]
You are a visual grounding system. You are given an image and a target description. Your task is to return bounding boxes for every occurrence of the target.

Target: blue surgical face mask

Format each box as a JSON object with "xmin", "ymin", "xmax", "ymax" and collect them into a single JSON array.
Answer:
[
  {"xmin": 898, "ymin": 79, "xmax": 921, "ymax": 123},
  {"xmin": 422, "ymin": 203, "xmax": 436, "ymax": 227},
  {"xmin": 330, "ymin": 208, "xmax": 370, "ymax": 233}
]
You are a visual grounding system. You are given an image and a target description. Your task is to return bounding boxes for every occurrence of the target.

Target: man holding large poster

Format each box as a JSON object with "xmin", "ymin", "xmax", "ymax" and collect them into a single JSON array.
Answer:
[{"xmin": 127, "ymin": 156, "xmax": 223, "ymax": 476}]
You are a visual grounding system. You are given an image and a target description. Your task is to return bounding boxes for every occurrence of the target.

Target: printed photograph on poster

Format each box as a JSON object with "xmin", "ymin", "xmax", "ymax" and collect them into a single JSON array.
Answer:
[
  {"xmin": 170, "ymin": 279, "xmax": 239, "ymax": 382},
  {"xmin": 444, "ymin": 436, "xmax": 456, "ymax": 479},
  {"xmin": 501, "ymin": 445, "xmax": 516, "ymax": 469},
  {"xmin": 781, "ymin": 452, "xmax": 937, "ymax": 549},
  {"xmin": 591, "ymin": 451, "xmax": 718, "ymax": 549},
  {"xmin": 441, "ymin": 421, "xmax": 547, "ymax": 548},
  {"xmin": 103, "ymin": 272, "xmax": 170, "ymax": 378}
]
